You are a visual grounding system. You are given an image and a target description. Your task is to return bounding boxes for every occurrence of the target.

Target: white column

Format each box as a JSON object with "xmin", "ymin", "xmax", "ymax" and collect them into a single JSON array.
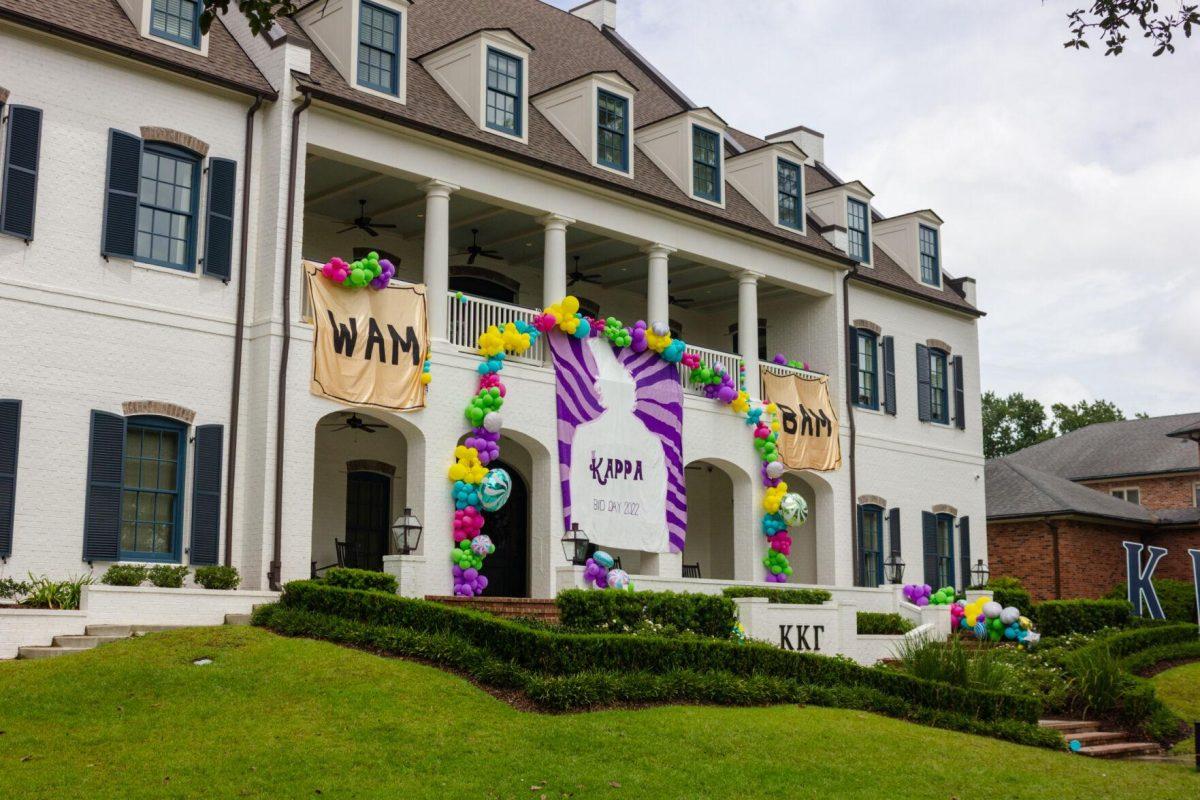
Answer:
[
  {"xmin": 421, "ymin": 179, "xmax": 458, "ymax": 340},
  {"xmin": 538, "ymin": 213, "xmax": 574, "ymax": 305},
  {"xmin": 643, "ymin": 243, "xmax": 675, "ymax": 325},
  {"xmin": 737, "ymin": 271, "xmax": 762, "ymax": 371}
]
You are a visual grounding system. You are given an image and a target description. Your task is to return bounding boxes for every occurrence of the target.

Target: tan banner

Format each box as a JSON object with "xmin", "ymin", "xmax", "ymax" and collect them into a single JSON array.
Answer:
[
  {"xmin": 305, "ymin": 261, "xmax": 428, "ymax": 412},
  {"xmin": 760, "ymin": 368, "xmax": 842, "ymax": 472}
]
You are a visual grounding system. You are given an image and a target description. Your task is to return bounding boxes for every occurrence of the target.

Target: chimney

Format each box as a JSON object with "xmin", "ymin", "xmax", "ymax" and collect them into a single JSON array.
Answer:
[
  {"xmin": 571, "ymin": 0, "xmax": 617, "ymax": 29},
  {"xmin": 766, "ymin": 125, "xmax": 825, "ymax": 166},
  {"xmin": 948, "ymin": 276, "xmax": 977, "ymax": 307}
]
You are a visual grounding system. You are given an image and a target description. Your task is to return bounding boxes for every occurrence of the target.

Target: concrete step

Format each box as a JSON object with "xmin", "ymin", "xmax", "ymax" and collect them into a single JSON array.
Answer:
[
  {"xmin": 86, "ymin": 624, "xmax": 133, "ymax": 637},
  {"xmin": 131, "ymin": 625, "xmax": 190, "ymax": 635},
  {"xmin": 1068, "ymin": 731, "xmax": 1130, "ymax": 746},
  {"xmin": 224, "ymin": 613, "xmax": 252, "ymax": 626},
  {"xmin": 16, "ymin": 646, "xmax": 76, "ymax": 660},
  {"xmin": 52, "ymin": 634, "xmax": 128, "ymax": 649},
  {"xmin": 1077, "ymin": 741, "xmax": 1163, "ymax": 759},
  {"xmin": 1039, "ymin": 719, "xmax": 1103, "ymax": 734}
]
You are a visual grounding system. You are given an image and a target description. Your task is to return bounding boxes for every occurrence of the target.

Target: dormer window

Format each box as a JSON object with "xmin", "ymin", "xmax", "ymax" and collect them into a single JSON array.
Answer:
[
  {"xmin": 150, "ymin": 0, "xmax": 201, "ymax": 48},
  {"xmin": 919, "ymin": 224, "xmax": 940, "ymax": 285},
  {"xmin": 358, "ymin": 1, "xmax": 401, "ymax": 95},
  {"xmin": 597, "ymin": 90, "xmax": 629, "ymax": 172},
  {"xmin": 692, "ymin": 125, "xmax": 721, "ymax": 202},
  {"xmin": 848, "ymin": 198, "xmax": 870, "ymax": 263},
  {"xmin": 486, "ymin": 48, "xmax": 523, "ymax": 136},
  {"xmin": 777, "ymin": 159, "xmax": 803, "ymax": 230}
]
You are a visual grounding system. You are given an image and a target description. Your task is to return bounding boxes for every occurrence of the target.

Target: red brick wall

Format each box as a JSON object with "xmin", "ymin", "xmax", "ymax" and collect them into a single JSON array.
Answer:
[
  {"xmin": 1083, "ymin": 472, "xmax": 1200, "ymax": 511},
  {"xmin": 989, "ymin": 519, "xmax": 1200, "ymax": 600}
]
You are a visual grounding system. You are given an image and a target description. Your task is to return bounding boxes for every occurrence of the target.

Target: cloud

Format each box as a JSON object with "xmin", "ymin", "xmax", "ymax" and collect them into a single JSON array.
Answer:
[{"xmin": 549, "ymin": 0, "xmax": 1200, "ymax": 415}]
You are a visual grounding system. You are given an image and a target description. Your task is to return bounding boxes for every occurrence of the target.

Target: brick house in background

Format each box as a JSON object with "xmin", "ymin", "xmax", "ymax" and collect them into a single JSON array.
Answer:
[{"xmin": 986, "ymin": 413, "xmax": 1200, "ymax": 601}]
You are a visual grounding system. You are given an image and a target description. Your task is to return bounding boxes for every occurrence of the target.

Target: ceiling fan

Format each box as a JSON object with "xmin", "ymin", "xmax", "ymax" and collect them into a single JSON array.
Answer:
[
  {"xmin": 456, "ymin": 229, "xmax": 504, "ymax": 264},
  {"xmin": 567, "ymin": 256, "xmax": 602, "ymax": 286},
  {"xmin": 336, "ymin": 199, "xmax": 397, "ymax": 237},
  {"xmin": 669, "ymin": 294, "xmax": 695, "ymax": 308},
  {"xmin": 322, "ymin": 413, "xmax": 387, "ymax": 434}
]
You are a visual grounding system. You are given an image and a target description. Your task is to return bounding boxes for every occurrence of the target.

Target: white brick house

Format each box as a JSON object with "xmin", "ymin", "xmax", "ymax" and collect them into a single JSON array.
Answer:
[{"xmin": 0, "ymin": 0, "xmax": 986, "ymax": 602}]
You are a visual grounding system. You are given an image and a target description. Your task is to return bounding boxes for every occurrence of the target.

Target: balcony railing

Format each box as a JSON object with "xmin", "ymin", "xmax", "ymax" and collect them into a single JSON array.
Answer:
[
  {"xmin": 679, "ymin": 344, "xmax": 743, "ymax": 398},
  {"xmin": 758, "ymin": 360, "xmax": 826, "ymax": 400},
  {"xmin": 446, "ymin": 294, "xmax": 547, "ymax": 366}
]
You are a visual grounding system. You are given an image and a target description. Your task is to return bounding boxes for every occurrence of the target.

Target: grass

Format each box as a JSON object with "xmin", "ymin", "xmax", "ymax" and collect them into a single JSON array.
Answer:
[
  {"xmin": 0, "ymin": 627, "xmax": 1196, "ymax": 799},
  {"xmin": 1153, "ymin": 661, "xmax": 1200, "ymax": 757}
]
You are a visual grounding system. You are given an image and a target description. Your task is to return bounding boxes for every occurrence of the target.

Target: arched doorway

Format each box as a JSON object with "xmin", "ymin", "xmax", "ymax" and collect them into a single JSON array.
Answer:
[
  {"xmin": 344, "ymin": 470, "xmax": 391, "ymax": 572},
  {"xmin": 479, "ymin": 458, "xmax": 530, "ymax": 597},
  {"xmin": 784, "ymin": 470, "xmax": 835, "ymax": 585},
  {"xmin": 682, "ymin": 459, "xmax": 736, "ymax": 580}
]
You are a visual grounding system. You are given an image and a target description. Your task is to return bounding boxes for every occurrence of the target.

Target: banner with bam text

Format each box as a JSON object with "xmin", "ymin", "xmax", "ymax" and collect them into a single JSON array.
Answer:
[
  {"xmin": 305, "ymin": 261, "xmax": 428, "ymax": 412},
  {"xmin": 760, "ymin": 368, "xmax": 842, "ymax": 472}
]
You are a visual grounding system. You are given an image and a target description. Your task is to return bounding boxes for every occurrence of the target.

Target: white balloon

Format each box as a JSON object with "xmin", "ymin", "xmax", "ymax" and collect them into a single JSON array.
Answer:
[
  {"xmin": 982, "ymin": 601, "xmax": 1003, "ymax": 619},
  {"xmin": 1000, "ymin": 606, "xmax": 1020, "ymax": 625},
  {"xmin": 482, "ymin": 412, "xmax": 503, "ymax": 433},
  {"xmin": 651, "ymin": 321, "xmax": 670, "ymax": 337},
  {"xmin": 766, "ymin": 461, "xmax": 785, "ymax": 479}
]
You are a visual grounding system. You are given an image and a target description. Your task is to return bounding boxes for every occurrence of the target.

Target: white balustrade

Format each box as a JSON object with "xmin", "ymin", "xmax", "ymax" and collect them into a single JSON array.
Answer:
[
  {"xmin": 758, "ymin": 360, "xmax": 826, "ymax": 400},
  {"xmin": 679, "ymin": 343, "xmax": 744, "ymax": 398},
  {"xmin": 445, "ymin": 294, "xmax": 547, "ymax": 365}
]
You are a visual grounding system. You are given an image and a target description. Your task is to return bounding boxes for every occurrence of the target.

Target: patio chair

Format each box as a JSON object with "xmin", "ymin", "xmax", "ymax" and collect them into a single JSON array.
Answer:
[{"xmin": 682, "ymin": 562, "xmax": 702, "ymax": 579}]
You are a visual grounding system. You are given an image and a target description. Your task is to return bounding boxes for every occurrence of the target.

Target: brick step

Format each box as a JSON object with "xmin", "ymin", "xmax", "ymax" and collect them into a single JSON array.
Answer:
[
  {"xmin": 426, "ymin": 596, "xmax": 560, "ymax": 623},
  {"xmin": 1067, "ymin": 731, "xmax": 1130, "ymax": 745},
  {"xmin": 52, "ymin": 634, "xmax": 128, "ymax": 649},
  {"xmin": 1076, "ymin": 741, "xmax": 1163, "ymax": 759},
  {"xmin": 1039, "ymin": 719, "xmax": 1103, "ymax": 734}
]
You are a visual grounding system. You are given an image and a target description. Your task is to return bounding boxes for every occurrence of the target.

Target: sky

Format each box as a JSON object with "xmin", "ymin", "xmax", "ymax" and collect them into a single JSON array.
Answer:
[{"xmin": 547, "ymin": 0, "xmax": 1200, "ymax": 417}]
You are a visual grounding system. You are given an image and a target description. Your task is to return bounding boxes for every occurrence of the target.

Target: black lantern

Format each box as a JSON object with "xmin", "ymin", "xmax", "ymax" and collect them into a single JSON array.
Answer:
[
  {"xmin": 884, "ymin": 551, "xmax": 906, "ymax": 585},
  {"xmin": 971, "ymin": 558, "xmax": 990, "ymax": 589},
  {"xmin": 561, "ymin": 523, "xmax": 590, "ymax": 566},
  {"xmin": 391, "ymin": 508, "xmax": 423, "ymax": 555}
]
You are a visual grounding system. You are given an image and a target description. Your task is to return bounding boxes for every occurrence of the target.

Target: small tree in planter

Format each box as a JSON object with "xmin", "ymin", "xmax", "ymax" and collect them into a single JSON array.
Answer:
[
  {"xmin": 101, "ymin": 565, "xmax": 148, "ymax": 586},
  {"xmin": 194, "ymin": 566, "xmax": 240, "ymax": 590},
  {"xmin": 148, "ymin": 565, "xmax": 190, "ymax": 588}
]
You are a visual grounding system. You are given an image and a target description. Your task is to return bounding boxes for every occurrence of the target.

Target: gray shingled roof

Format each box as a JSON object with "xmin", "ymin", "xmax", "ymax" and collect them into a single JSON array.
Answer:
[
  {"xmin": 1004, "ymin": 413, "xmax": 1200, "ymax": 481},
  {"xmin": 985, "ymin": 459, "xmax": 1157, "ymax": 523}
]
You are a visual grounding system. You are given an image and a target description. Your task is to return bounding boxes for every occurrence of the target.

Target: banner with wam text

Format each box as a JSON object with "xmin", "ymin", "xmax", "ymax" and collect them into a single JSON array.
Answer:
[
  {"xmin": 305, "ymin": 261, "xmax": 428, "ymax": 412},
  {"xmin": 760, "ymin": 368, "xmax": 842, "ymax": 472}
]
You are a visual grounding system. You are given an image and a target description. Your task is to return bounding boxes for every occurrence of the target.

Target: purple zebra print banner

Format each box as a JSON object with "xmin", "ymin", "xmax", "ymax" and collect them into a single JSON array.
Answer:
[{"xmin": 550, "ymin": 331, "xmax": 686, "ymax": 553}]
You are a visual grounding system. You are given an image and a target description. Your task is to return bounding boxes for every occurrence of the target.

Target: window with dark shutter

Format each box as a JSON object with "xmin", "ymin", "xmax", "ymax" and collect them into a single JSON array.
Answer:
[
  {"xmin": 882, "ymin": 336, "xmax": 897, "ymax": 416},
  {"xmin": 83, "ymin": 411, "xmax": 127, "ymax": 562},
  {"xmin": 952, "ymin": 355, "xmax": 965, "ymax": 430},
  {"xmin": 915, "ymin": 343, "xmax": 931, "ymax": 422},
  {"xmin": 1, "ymin": 105, "xmax": 43, "ymax": 241},
  {"xmin": 847, "ymin": 326, "xmax": 859, "ymax": 406},
  {"xmin": 102, "ymin": 130, "xmax": 143, "ymax": 259},
  {"xmin": 203, "ymin": 158, "xmax": 237, "ymax": 281},
  {"xmin": 921, "ymin": 510, "xmax": 937, "ymax": 587},
  {"xmin": 189, "ymin": 424, "xmax": 223, "ymax": 565},
  {"xmin": 0, "ymin": 400, "xmax": 20, "ymax": 560},
  {"xmin": 959, "ymin": 516, "xmax": 972, "ymax": 589},
  {"xmin": 887, "ymin": 507, "xmax": 900, "ymax": 560}
]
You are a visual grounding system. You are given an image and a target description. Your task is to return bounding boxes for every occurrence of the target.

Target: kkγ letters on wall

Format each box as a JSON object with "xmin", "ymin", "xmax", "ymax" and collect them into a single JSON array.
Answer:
[
  {"xmin": 551, "ymin": 333, "xmax": 685, "ymax": 554},
  {"xmin": 305, "ymin": 261, "xmax": 428, "ymax": 412},
  {"xmin": 760, "ymin": 368, "xmax": 842, "ymax": 472}
]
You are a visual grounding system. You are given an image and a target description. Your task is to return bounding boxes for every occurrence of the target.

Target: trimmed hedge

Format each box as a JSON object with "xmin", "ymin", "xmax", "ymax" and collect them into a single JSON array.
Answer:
[
  {"xmin": 857, "ymin": 612, "xmax": 915, "ymax": 636},
  {"xmin": 556, "ymin": 589, "xmax": 735, "ymax": 638},
  {"xmin": 1119, "ymin": 640, "xmax": 1200, "ymax": 676},
  {"xmin": 722, "ymin": 586, "xmax": 833, "ymax": 605},
  {"xmin": 1031, "ymin": 599, "xmax": 1132, "ymax": 636},
  {"xmin": 254, "ymin": 601, "xmax": 1061, "ymax": 750},
  {"xmin": 277, "ymin": 580, "xmax": 1039, "ymax": 724},
  {"xmin": 101, "ymin": 565, "xmax": 147, "ymax": 587},
  {"xmin": 985, "ymin": 577, "xmax": 1032, "ymax": 612},
  {"xmin": 194, "ymin": 566, "xmax": 240, "ymax": 590},
  {"xmin": 148, "ymin": 565, "xmax": 189, "ymax": 588},
  {"xmin": 325, "ymin": 568, "xmax": 398, "ymax": 594},
  {"xmin": 1106, "ymin": 580, "xmax": 1198, "ymax": 623}
]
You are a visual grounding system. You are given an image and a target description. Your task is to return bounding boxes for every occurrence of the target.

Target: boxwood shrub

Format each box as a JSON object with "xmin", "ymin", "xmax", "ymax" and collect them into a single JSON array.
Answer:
[
  {"xmin": 1031, "ymin": 599, "xmax": 1132, "ymax": 636},
  {"xmin": 556, "ymin": 589, "xmax": 735, "ymax": 638},
  {"xmin": 984, "ymin": 577, "xmax": 1032, "ymax": 612},
  {"xmin": 1105, "ymin": 580, "xmax": 1198, "ymax": 623},
  {"xmin": 194, "ymin": 565, "xmax": 240, "ymax": 591},
  {"xmin": 722, "ymin": 586, "xmax": 833, "ymax": 605},
  {"xmin": 325, "ymin": 567, "xmax": 398, "ymax": 594},
  {"xmin": 1119, "ymin": 640, "xmax": 1200, "ymax": 676},
  {"xmin": 277, "ymin": 580, "xmax": 1039, "ymax": 724},
  {"xmin": 148, "ymin": 565, "xmax": 189, "ymax": 588},
  {"xmin": 857, "ymin": 612, "xmax": 915, "ymax": 636},
  {"xmin": 101, "ymin": 564, "xmax": 148, "ymax": 587}
]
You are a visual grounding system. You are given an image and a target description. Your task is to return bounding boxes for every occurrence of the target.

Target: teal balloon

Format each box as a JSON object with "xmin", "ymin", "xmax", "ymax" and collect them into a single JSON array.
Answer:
[{"xmin": 479, "ymin": 468, "xmax": 513, "ymax": 512}]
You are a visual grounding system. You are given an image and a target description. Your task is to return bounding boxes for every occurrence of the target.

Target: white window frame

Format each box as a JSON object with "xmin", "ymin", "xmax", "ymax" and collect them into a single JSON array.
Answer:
[{"xmin": 1110, "ymin": 486, "xmax": 1141, "ymax": 506}]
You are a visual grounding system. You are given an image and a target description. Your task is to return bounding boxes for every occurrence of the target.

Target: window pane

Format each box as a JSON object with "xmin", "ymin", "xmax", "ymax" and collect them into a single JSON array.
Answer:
[
  {"xmin": 121, "ymin": 522, "xmax": 137, "ymax": 552},
  {"xmin": 155, "ymin": 524, "xmax": 173, "ymax": 553}
]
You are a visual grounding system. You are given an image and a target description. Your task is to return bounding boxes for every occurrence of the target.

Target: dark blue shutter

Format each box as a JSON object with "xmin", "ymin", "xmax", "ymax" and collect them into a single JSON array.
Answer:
[
  {"xmin": 202, "ymin": 158, "xmax": 237, "ymax": 281},
  {"xmin": 921, "ymin": 510, "xmax": 937, "ymax": 587},
  {"xmin": 887, "ymin": 507, "xmax": 900, "ymax": 559},
  {"xmin": 959, "ymin": 516, "xmax": 972, "ymax": 589},
  {"xmin": 952, "ymin": 355, "xmax": 965, "ymax": 430},
  {"xmin": 915, "ymin": 344, "xmax": 931, "ymax": 422},
  {"xmin": 847, "ymin": 326, "xmax": 859, "ymax": 405},
  {"xmin": 882, "ymin": 335, "xmax": 897, "ymax": 416},
  {"xmin": 189, "ymin": 424, "xmax": 223, "ymax": 565},
  {"xmin": 83, "ymin": 410, "xmax": 126, "ymax": 562},
  {"xmin": 0, "ymin": 400, "xmax": 20, "ymax": 560},
  {"xmin": 1, "ymin": 106, "xmax": 43, "ymax": 240},
  {"xmin": 855, "ymin": 504, "xmax": 865, "ymax": 587},
  {"xmin": 102, "ymin": 130, "xmax": 142, "ymax": 259}
]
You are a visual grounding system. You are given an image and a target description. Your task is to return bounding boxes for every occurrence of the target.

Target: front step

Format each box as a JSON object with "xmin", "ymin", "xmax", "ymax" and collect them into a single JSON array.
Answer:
[
  {"xmin": 426, "ymin": 595, "xmax": 560, "ymax": 623},
  {"xmin": 1039, "ymin": 719, "xmax": 1102, "ymax": 735},
  {"xmin": 1040, "ymin": 719, "xmax": 1161, "ymax": 759},
  {"xmin": 86, "ymin": 625, "xmax": 133, "ymax": 637},
  {"xmin": 52, "ymin": 634, "xmax": 128, "ymax": 648},
  {"xmin": 1067, "ymin": 730, "xmax": 1130, "ymax": 746},
  {"xmin": 16, "ymin": 646, "xmax": 77, "ymax": 660},
  {"xmin": 224, "ymin": 613, "xmax": 252, "ymax": 626},
  {"xmin": 1077, "ymin": 741, "xmax": 1163, "ymax": 758}
]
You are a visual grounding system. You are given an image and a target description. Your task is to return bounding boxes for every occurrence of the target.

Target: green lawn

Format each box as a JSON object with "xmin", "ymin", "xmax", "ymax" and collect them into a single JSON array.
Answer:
[
  {"xmin": 1153, "ymin": 661, "xmax": 1200, "ymax": 757},
  {"xmin": 0, "ymin": 627, "xmax": 1196, "ymax": 799}
]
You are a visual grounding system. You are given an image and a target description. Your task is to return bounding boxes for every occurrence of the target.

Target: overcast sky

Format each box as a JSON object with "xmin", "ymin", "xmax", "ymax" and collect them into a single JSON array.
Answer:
[{"xmin": 550, "ymin": 0, "xmax": 1200, "ymax": 417}]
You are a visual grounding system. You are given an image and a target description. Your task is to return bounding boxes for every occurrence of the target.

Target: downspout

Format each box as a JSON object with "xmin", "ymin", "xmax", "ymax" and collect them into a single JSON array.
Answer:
[
  {"xmin": 1046, "ymin": 518, "xmax": 1062, "ymax": 599},
  {"xmin": 269, "ymin": 90, "xmax": 312, "ymax": 591},
  {"xmin": 223, "ymin": 94, "xmax": 263, "ymax": 567},
  {"xmin": 843, "ymin": 266, "xmax": 859, "ymax": 586}
]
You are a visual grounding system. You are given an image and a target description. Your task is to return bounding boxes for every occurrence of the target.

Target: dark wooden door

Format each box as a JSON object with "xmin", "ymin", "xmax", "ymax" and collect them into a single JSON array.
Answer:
[
  {"xmin": 481, "ymin": 460, "xmax": 529, "ymax": 598},
  {"xmin": 345, "ymin": 471, "xmax": 390, "ymax": 571}
]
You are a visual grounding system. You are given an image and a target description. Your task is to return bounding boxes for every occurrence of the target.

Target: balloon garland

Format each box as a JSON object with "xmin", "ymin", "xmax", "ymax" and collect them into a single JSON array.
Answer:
[
  {"xmin": 320, "ymin": 252, "xmax": 396, "ymax": 289},
  {"xmin": 903, "ymin": 585, "xmax": 1040, "ymax": 647}
]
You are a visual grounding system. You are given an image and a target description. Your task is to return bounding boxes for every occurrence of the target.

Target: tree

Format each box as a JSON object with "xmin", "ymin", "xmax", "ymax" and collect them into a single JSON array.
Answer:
[
  {"xmin": 1065, "ymin": 1, "xmax": 1200, "ymax": 55},
  {"xmin": 982, "ymin": 391, "xmax": 1054, "ymax": 460},
  {"xmin": 1050, "ymin": 398, "xmax": 1128, "ymax": 434},
  {"xmin": 199, "ymin": 1, "xmax": 298, "ymax": 35}
]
